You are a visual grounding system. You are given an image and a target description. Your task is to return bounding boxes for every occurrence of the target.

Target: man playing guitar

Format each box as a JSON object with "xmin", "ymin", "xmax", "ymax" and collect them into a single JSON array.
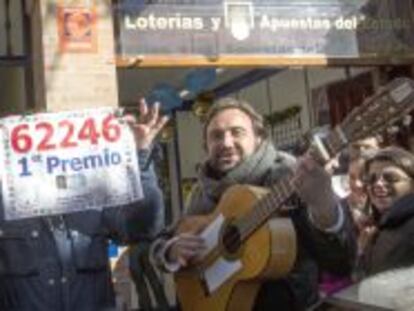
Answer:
[{"xmin": 151, "ymin": 97, "xmax": 355, "ymax": 310}]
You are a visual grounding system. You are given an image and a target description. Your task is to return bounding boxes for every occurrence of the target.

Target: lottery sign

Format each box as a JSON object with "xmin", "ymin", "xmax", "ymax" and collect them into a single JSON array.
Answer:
[{"xmin": 0, "ymin": 107, "xmax": 143, "ymax": 220}]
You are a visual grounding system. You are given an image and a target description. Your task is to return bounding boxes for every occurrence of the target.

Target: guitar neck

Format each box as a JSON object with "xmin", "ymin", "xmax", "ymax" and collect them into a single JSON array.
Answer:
[
  {"xmin": 237, "ymin": 129, "xmax": 346, "ymax": 241},
  {"xmin": 237, "ymin": 175, "xmax": 295, "ymax": 241}
]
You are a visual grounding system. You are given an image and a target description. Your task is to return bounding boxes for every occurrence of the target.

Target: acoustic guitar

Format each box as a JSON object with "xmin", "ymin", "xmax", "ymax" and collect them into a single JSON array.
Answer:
[{"xmin": 174, "ymin": 78, "xmax": 414, "ymax": 311}]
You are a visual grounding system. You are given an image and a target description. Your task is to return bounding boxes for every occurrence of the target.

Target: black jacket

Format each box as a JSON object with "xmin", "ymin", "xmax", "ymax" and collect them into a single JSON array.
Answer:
[{"xmin": 364, "ymin": 193, "xmax": 414, "ymax": 276}]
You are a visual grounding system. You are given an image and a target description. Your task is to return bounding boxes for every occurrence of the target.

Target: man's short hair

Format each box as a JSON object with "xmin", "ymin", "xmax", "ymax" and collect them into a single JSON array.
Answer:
[{"xmin": 202, "ymin": 97, "xmax": 268, "ymax": 146}]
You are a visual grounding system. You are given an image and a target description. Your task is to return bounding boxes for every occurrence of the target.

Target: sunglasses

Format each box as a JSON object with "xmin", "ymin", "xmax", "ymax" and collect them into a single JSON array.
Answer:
[{"xmin": 365, "ymin": 171, "xmax": 412, "ymax": 185}]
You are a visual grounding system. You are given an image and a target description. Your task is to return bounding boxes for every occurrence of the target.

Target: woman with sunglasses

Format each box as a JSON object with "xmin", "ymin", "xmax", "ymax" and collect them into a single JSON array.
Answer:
[{"xmin": 359, "ymin": 146, "xmax": 414, "ymax": 277}]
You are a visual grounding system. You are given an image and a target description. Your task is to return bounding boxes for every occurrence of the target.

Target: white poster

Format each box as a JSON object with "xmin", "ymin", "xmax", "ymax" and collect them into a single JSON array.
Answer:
[{"xmin": 0, "ymin": 107, "xmax": 143, "ymax": 220}]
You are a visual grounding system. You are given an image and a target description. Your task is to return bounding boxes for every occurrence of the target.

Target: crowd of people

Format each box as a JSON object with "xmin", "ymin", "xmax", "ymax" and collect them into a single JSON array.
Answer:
[{"xmin": 1, "ymin": 95, "xmax": 414, "ymax": 311}]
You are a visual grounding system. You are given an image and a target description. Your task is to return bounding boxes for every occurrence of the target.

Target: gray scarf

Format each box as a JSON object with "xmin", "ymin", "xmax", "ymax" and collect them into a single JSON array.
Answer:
[{"xmin": 185, "ymin": 140, "xmax": 294, "ymax": 215}]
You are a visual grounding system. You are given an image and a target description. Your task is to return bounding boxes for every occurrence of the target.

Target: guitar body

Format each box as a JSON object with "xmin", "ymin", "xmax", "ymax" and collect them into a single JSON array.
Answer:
[{"xmin": 175, "ymin": 184, "xmax": 297, "ymax": 311}]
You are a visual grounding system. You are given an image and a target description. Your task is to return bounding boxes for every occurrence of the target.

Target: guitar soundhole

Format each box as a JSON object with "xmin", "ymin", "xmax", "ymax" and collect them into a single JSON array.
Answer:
[{"xmin": 222, "ymin": 224, "xmax": 241, "ymax": 254}]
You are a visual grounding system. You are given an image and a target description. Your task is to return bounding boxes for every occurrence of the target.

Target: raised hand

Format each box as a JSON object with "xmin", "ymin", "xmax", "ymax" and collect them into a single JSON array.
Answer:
[
  {"xmin": 125, "ymin": 99, "xmax": 169, "ymax": 150},
  {"xmin": 293, "ymin": 154, "xmax": 338, "ymax": 229}
]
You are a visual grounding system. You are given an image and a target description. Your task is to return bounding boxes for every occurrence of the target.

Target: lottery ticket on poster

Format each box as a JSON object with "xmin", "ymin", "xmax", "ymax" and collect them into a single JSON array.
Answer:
[{"xmin": 0, "ymin": 107, "xmax": 143, "ymax": 220}]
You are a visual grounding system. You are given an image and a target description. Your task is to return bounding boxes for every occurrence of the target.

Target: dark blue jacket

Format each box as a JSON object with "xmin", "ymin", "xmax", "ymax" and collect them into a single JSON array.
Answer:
[{"xmin": 0, "ymin": 149, "xmax": 164, "ymax": 311}]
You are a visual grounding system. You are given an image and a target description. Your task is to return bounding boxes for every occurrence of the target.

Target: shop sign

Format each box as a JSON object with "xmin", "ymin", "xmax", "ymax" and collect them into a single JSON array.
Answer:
[{"xmin": 116, "ymin": 0, "xmax": 414, "ymax": 64}]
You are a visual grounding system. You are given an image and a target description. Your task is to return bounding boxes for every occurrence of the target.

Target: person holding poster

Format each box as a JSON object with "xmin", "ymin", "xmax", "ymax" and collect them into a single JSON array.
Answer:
[{"xmin": 0, "ymin": 101, "xmax": 168, "ymax": 311}]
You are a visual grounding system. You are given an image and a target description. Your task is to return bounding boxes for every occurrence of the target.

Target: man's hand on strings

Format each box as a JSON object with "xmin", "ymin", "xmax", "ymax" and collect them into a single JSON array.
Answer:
[{"xmin": 166, "ymin": 233, "xmax": 206, "ymax": 268}]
